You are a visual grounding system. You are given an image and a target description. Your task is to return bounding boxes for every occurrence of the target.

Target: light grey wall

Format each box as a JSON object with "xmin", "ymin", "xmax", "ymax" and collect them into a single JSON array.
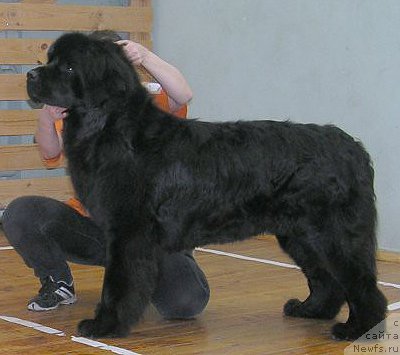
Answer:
[{"xmin": 153, "ymin": 0, "xmax": 400, "ymax": 251}]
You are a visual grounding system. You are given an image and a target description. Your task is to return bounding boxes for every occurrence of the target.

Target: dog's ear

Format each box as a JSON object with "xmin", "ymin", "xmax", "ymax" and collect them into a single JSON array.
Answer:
[
  {"xmin": 79, "ymin": 39, "xmax": 140, "ymax": 103},
  {"xmin": 106, "ymin": 46, "xmax": 140, "ymax": 92},
  {"xmin": 104, "ymin": 44, "xmax": 142, "ymax": 95}
]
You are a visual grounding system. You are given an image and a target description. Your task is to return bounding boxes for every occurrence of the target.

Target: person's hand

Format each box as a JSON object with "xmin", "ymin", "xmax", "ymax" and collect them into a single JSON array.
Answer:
[
  {"xmin": 41, "ymin": 104, "xmax": 68, "ymax": 124},
  {"xmin": 116, "ymin": 40, "xmax": 149, "ymax": 66}
]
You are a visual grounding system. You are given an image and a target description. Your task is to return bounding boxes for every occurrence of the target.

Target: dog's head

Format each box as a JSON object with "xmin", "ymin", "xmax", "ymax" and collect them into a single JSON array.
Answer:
[{"xmin": 27, "ymin": 31, "xmax": 142, "ymax": 109}]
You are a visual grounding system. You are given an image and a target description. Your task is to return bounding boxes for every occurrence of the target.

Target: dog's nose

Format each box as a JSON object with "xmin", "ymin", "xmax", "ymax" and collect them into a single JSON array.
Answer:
[{"xmin": 27, "ymin": 69, "xmax": 39, "ymax": 81}]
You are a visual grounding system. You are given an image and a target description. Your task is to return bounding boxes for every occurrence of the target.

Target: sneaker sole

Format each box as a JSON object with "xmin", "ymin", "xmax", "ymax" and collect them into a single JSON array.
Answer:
[{"xmin": 27, "ymin": 295, "xmax": 77, "ymax": 312}]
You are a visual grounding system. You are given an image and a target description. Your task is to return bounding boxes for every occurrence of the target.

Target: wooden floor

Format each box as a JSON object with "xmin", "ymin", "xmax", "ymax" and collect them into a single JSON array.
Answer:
[{"xmin": 0, "ymin": 228, "xmax": 399, "ymax": 354}]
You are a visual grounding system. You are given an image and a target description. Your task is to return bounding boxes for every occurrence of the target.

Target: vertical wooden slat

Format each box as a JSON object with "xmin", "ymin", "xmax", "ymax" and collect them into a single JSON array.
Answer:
[
  {"xmin": 130, "ymin": 0, "xmax": 153, "ymax": 82},
  {"xmin": 130, "ymin": 0, "xmax": 152, "ymax": 49},
  {"xmin": 131, "ymin": 0, "xmax": 152, "ymax": 8}
]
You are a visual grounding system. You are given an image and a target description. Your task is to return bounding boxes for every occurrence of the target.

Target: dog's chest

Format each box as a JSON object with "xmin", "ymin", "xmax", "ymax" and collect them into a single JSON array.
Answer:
[
  {"xmin": 63, "ymin": 136, "xmax": 100, "ymax": 203},
  {"xmin": 67, "ymin": 156, "xmax": 94, "ymax": 201}
]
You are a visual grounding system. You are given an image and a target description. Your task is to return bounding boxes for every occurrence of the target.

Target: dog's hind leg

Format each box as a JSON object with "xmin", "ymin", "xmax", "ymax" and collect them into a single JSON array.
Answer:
[
  {"xmin": 276, "ymin": 235, "xmax": 346, "ymax": 320},
  {"xmin": 330, "ymin": 268, "xmax": 387, "ymax": 341},
  {"xmin": 325, "ymin": 231, "xmax": 387, "ymax": 341},
  {"xmin": 78, "ymin": 221, "xmax": 159, "ymax": 338}
]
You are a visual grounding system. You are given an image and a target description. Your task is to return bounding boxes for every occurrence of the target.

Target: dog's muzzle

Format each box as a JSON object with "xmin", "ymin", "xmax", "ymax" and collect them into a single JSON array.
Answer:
[
  {"xmin": 26, "ymin": 68, "xmax": 43, "ymax": 103},
  {"xmin": 27, "ymin": 68, "xmax": 40, "ymax": 82}
]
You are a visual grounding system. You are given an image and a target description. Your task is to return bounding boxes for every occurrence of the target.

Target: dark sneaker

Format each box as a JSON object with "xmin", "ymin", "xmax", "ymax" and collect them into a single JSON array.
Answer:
[{"xmin": 27, "ymin": 276, "xmax": 77, "ymax": 311}]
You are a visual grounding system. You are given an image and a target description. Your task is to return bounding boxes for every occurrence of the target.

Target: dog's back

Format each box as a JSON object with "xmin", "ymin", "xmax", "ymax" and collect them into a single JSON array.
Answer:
[{"xmin": 143, "ymin": 116, "xmax": 374, "ymax": 250}]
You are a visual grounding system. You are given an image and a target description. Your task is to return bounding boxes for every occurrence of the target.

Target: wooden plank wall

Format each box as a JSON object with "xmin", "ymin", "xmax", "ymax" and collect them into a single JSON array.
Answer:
[{"xmin": 0, "ymin": 0, "xmax": 152, "ymax": 210}]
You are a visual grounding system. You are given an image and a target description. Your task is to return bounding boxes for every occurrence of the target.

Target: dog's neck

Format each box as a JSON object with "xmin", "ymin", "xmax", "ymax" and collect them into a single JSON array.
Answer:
[{"xmin": 64, "ymin": 87, "xmax": 159, "ymax": 143}]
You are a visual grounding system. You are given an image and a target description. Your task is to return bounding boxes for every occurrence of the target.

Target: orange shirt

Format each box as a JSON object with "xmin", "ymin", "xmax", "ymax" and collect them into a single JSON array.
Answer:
[{"xmin": 43, "ymin": 86, "xmax": 187, "ymax": 216}]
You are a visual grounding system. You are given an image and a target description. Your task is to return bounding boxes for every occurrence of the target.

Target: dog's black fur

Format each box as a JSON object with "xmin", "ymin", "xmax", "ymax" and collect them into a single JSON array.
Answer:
[{"xmin": 27, "ymin": 31, "xmax": 387, "ymax": 341}]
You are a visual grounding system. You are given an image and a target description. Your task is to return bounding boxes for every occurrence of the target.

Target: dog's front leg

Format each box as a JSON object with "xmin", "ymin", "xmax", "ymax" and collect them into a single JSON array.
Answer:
[{"xmin": 78, "ymin": 224, "xmax": 158, "ymax": 338}]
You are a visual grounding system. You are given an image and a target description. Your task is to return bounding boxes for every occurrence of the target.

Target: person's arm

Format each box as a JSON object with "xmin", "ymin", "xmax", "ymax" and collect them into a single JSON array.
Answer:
[
  {"xmin": 35, "ymin": 105, "xmax": 67, "ymax": 160},
  {"xmin": 117, "ymin": 40, "xmax": 193, "ymax": 113}
]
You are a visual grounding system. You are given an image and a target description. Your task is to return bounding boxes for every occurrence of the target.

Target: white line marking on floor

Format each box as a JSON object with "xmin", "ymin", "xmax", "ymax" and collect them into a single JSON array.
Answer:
[
  {"xmin": 388, "ymin": 302, "xmax": 400, "ymax": 311},
  {"xmin": 0, "ymin": 246, "xmax": 14, "ymax": 250},
  {"xmin": 196, "ymin": 247, "xmax": 301, "ymax": 270},
  {"xmin": 378, "ymin": 281, "xmax": 400, "ymax": 289},
  {"xmin": 0, "ymin": 315, "xmax": 141, "ymax": 354},
  {"xmin": 71, "ymin": 336, "xmax": 141, "ymax": 354},
  {"xmin": 0, "ymin": 315, "xmax": 65, "ymax": 336},
  {"xmin": 195, "ymin": 247, "xmax": 400, "ymax": 312}
]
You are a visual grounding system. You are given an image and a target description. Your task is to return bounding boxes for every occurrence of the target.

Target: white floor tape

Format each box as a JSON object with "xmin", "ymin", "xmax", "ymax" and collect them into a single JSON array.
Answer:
[
  {"xmin": 0, "ymin": 315, "xmax": 141, "ymax": 354},
  {"xmin": 196, "ymin": 247, "xmax": 400, "ymax": 312},
  {"xmin": 378, "ymin": 281, "xmax": 400, "ymax": 289},
  {"xmin": 387, "ymin": 302, "xmax": 400, "ymax": 311},
  {"xmin": 196, "ymin": 247, "xmax": 301, "ymax": 269},
  {"xmin": 0, "ymin": 315, "xmax": 65, "ymax": 336},
  {"xmin": 0, "ymin": 246, "xmax": 14, "ymax": 251},
  {"xmin": 71, "ymin": 336, "xmax": 141, "ymax": 355}
]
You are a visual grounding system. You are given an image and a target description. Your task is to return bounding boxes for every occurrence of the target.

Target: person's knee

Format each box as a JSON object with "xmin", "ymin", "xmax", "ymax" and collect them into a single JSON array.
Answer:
[
  {"xmin": 156, "ymin": 284, "xmax": 210, "ymax": 320},
  {"xmin": 2, "ymin": 196, "xmax": 43, "ymax": 245},
  {"xmin": 3, "ymin": 196, "xmax": 32, "ymax": 228},
  {"xmin": 178, "ymin": 285, "xmax": 210, "ymax": 318},
  {"xmin": 152, "ymin": 251, "xmax": 211, "ymax": 319}
]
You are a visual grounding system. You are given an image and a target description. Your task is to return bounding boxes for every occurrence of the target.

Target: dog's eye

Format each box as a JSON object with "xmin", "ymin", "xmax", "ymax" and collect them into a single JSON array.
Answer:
[{"xmin": 66, "ymin": 67, "xmax": 73, "ymax": 74}]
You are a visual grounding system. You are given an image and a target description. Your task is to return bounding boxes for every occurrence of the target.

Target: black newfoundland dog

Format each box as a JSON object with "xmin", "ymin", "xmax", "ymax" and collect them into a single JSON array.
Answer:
[{"xmin": 26, "ymin": 31, "xmax": 386, "ymax": 340}]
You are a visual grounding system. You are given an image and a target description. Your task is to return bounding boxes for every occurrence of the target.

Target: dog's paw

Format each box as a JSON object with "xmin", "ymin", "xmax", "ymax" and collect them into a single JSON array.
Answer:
[
  {"xmin": 283, "ymin": 298, "xmax": 304, "ymax": 317},
  {"xmin": 78, "ymin": 319, "xmax": 101, "ymax": 338},
  {"xmin": 284, "ymin": 298, "xmax": 337, "ymax": 320},
  {"xmin": 332, "ymin": 319, "xmax": 386, "ymax": 342},
  {"xmin": 77, "ymin": 318, "xmax": 128, "ymax": 339},
  {"xmin": 331, "ymin": 322, "xmax": 361, "ymax": 341}
]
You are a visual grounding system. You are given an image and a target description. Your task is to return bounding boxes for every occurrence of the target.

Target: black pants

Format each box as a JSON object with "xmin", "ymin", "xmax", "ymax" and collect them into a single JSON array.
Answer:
[{"xmin": 2, "ymin": 196, "xmax": 210, "ymax": 319}]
